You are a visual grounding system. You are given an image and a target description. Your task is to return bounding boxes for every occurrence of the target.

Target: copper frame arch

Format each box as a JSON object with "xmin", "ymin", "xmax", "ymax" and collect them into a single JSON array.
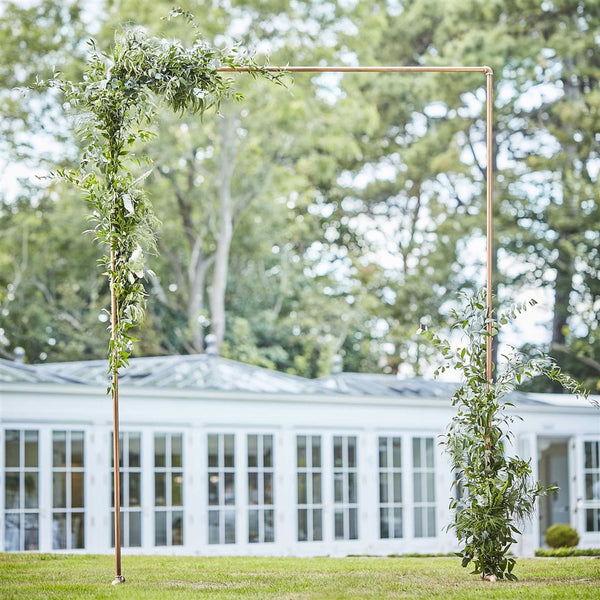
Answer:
[
  {"xmin": 220, "ymin": 64, "xmax": 494, "ymax": 379},
  {"xmin": 111, "ymin": 65, "xmax": 494, "ymax": 582}
]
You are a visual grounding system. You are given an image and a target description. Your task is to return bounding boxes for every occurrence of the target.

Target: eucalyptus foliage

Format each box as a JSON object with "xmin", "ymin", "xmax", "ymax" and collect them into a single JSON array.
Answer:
[
  {"xmin": 422, "ymin": 290, "xmax": 589, "ymax": 580},
  {"xmin": 51, "ymin": 9, "xmax": 283, "ymax": 392}
]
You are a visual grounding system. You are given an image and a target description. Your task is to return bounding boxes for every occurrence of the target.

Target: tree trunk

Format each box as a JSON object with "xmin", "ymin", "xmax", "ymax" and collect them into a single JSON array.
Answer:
[
  {"xmin": 209, "ymin": 109, "xmax": 237, "ymax": 353},
  {"xmin": 550, "ymin": 238, "xmax": 575, "ymax": 392},
  {"xmin": 549, "ymin": 65, "xmax": 579, "ymax": 392},
  {"xmin": 187, "ymin": 246, "xmax": 212, "ymax": 352}
]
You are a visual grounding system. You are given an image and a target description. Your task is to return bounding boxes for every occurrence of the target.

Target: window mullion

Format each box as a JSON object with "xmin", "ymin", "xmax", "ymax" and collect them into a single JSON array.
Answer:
[
  {"xmin": 166, "ymin": 434, "xmax": 172, "ymax": 545},
  {"xmin": 259, "ymin": 439, "xmax": 262, "ymax": 540},
  {"xmin": 20, "ymin": 432, "xmax": 25, "ymax": 551},
  {"xmin": 65, "ymin": 433, "xmax": 71, "ymax": 549},
  {"xmin": 219, "ymin": 436, "xmax": 224, "ymax": 545}
]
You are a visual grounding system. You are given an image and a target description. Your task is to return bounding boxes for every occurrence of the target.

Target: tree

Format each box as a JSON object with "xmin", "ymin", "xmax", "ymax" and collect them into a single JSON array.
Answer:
[
  {"xmin": 0, "ymin": 0, "xmax": 387, "ymax": 372},
  {"xmin": 362, "ymin": 0, "xmax": 600, "ymax": 387},
  {"xmin": 499, "ymin": 0, "xmax": 600, "ymax": 391},
  {"xmin": 0, "ymin": 186, "xmax": 107, "ymax": 363},
  {"xmin": 428, "ymin": 0, "xmax": 599, "ymax": 389},
  {"xmin": 0, "ymin": 0, "xmax": 101, "ymax": 362},
  {"xmin": 0, "ymin": 0, "xmax": 87, "ymax": 167},
  {"xmin": 322, "ymin": 4, "xmax": 486, "ymax": 374},
  {"xmin": 4, "ymin": 0, "xmax": 598, "ymax": 384}
]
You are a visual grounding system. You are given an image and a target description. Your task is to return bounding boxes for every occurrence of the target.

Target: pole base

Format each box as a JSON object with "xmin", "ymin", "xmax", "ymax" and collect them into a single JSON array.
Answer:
[{"xmin": 112, "ymin": 575, "xmax": 126, "ymax": 585}]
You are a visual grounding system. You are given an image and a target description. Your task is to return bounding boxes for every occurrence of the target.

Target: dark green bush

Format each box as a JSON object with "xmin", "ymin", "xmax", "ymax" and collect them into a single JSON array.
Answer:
[{"xmin": 545, "ymin": 524, "xmax": 580, "ymax": 549}]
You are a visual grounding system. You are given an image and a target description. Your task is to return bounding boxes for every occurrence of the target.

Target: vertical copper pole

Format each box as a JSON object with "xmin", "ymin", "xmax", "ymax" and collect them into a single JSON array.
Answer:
[
  {"xmin": 486, "ymin": 70, "xmax": 494, "ymax": 383},
  {"xmin": 110, "ymin": 250, "xmax": 125, "ymax": 584}
]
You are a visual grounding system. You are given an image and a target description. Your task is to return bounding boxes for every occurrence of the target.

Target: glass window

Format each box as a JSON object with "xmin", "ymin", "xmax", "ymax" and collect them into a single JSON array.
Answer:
[
  {"xmin": 296, "ymin": 435, "xmax": 323, "ymax": 542},
  {"xmin": 378, "ymin": 436, "xmax": 403, "ymax": 539},
  {"xmin": 52, "ymin": 430, "xmax": 85, "ymax": 550},
  {"xmin": 224, "ymin": 435, "xmax": 235, "ymax": 468},
  {"xmin": 584, "ymin": 442, "xmax": 600, "ymax": 501},
  {"xmin": 333, "ymin": 435, "xmax": 359, "ymax": 541},
  {"xmin": 155, "ymin": 434, "xmax": 166, "ymax": 468},
  {"xmin": 4, "ymin": 430, "xmax": 40, "ymax": 551},
  {"xmin": 71, "ymin": 434, "xmax": 84, "ymax": 468},
  {"xmin": 5, "ymin": 430, "xmax": 19, "ymax": 468},
  {"xmin": 207, "ymin": 434, "xmax": 236, "ymax": 544},
  {"xmin": 586, "ymin": 509, "xmax": 600, "ymax": 533},
  {"xmin": 111, "ymin": 432, "xmax": 142, "ymax": 548},
  {"xmin": 172, "ymin": 435, "xmax": 182, "ymax": 468},
  {"xmin": 154, "ymin": 433, "xmax": 184, "ymax": 546},
  {"xmin": 24, "ymin": 431, "xmax": 38, "ymax": 469},
  {"xmin": 412, "ymin": 437, "xmax": 436, "ymax": 538},
  {"xmin": 208, "ymin": 434, "xmax": 219, "ymax": 468},
  {"xmin": 297, "ymin": 435, "xmax": 307, "ymax": 469},
  {"xmin": 247, "ymin": 434, "xmax": 275, "ymax": 543},
  {"xmin": 585, "ymin": 441, "xmax": 599, "ymax": 470},
  {"xmin": 53, "ymin": 431, "xmax": 67, "ymax": 468},
  {"xmin": 5, "ymin": 473, "xmax": 19, "ymax": 510},
  {"xmin": 583, "ymin": 441, "xmax": 600, "ymax": 533}
]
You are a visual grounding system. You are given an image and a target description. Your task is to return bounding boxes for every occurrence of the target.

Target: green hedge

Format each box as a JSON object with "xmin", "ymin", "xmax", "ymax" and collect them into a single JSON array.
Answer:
[{"xmin": 535, "ymin": 548, "xmax": 600, "ymax": 557}]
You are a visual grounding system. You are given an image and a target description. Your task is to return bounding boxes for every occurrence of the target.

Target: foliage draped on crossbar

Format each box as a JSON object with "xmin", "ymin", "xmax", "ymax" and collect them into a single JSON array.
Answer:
[{"xmin": 53, "ymin": 10, "xmax": 283, "ymax": 391}]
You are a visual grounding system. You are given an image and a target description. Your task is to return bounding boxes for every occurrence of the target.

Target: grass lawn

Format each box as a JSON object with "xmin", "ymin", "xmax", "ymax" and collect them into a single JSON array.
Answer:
[{"xmin": 0, "ymin": 554, "xmax": 598, "ymax": 599}]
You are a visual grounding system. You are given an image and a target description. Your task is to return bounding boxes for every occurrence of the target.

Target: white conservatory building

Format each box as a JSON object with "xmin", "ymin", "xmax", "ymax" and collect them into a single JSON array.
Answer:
[{"xmin": 0, "ymin": 354, "xmax": 598, "ymax": 557}]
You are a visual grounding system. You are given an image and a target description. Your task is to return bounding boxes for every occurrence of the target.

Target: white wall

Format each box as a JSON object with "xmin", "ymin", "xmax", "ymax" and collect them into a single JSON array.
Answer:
[{"xmin": 1, "ymin": 383, "xmax": 598, "ymax": 555}]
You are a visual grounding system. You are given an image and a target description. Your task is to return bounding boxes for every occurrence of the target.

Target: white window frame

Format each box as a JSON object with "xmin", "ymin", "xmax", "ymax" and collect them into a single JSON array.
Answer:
[
  {"xmin": 296, "ymin": 434, "xmax": 324, "ymax": 542},
  {"xmin": 3, "ymin": 429, "xmax": 40, "ymax": 552},
  {"xmin": 153, "ymin": 432, "xmax": 184, "ymax": 547},
  {"xmin": 378, "ymin": 436, "xmax": 403, "ymax": 539},
  {"xmin": 110, "ymin": 431, "xmax": 142, "ymax": 548},
  {"xmin": 52, "ymin": 430, "xmax": 85, "ymax": 550},
  {"xmin": 333, "ymin": 435, "xmax": 358, "ymax": 540},
  {"xmin": 583, "ymin": 439, "xmax": 600, "ymax": 533},
  {"xmin": 247, "ymin": 433, "xmax": 274, "ymax": 544},
  {"xmin": 412, "ymin": 436, "xmax": 436, "ymax": 538},
  {"xmin": 207, "ymin": 433, "xmax": 236, "ymax": 545}
]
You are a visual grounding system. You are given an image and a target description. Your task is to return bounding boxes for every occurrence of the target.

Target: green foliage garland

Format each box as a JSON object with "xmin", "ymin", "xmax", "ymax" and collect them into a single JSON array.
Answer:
[
  {"xmin": 51, "ymin": 10, "xmax": 283, "ymax": 392},
  {"xmin": 422, "ymin": 289, "xmax": 589, "ymax": 580}
]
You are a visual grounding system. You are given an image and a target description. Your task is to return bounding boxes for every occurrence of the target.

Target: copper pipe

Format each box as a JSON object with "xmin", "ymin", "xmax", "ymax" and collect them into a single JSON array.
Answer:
[
  {"xmin": 219, "ymin": 65, "xmax": 492, "ymax": 74},
  {"xmin": 486, "ymin": 71, "xmax": 494, "ymax": 383},
  {"xmin": 110, "ymin": 250, "xmax": 124, "ymax": 584},
  {"xmin": 102, "ymin": 63, "xmax": 494, "ymax": 585}
]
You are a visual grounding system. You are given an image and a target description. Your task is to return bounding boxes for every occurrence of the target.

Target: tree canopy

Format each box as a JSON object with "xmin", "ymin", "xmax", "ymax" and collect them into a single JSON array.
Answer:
[{"xmin": 0, "ymin": 0, "xmax": 598, "ymax": 389}]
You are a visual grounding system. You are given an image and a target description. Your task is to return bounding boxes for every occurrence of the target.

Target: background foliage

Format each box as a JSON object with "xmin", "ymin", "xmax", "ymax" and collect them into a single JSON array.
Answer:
[{"xmin": 0, "ymin": 0, "xmax": 598, "ymax": 388}]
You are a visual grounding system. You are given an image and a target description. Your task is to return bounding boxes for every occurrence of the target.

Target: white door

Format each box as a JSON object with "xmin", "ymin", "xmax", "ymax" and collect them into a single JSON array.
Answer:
[{"xmin": 572, "ymin": 436, "xmax": 600, "ymax": 547}]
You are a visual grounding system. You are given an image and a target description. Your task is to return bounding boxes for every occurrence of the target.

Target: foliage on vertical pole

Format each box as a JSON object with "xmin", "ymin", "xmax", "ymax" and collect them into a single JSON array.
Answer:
[
  {"xmin": 422, "ymin": 289, "xmax": 590, "ymax": 581},
  {"xmin": 51, "ymin": 10, "xmax": 284, "ymax": 582}
]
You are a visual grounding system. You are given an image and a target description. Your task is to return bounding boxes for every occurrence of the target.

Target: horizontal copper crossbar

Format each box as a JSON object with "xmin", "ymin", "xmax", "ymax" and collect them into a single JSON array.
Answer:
[{"xmin": 220, "ymin": 65, "xmax": 493, "ymax": 74}]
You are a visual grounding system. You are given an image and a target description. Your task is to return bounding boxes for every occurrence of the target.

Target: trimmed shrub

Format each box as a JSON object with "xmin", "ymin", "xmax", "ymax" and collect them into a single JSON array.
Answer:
[{"xmin": 545, "ymin": 524, "xmax": 580, "ymax": 549}]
